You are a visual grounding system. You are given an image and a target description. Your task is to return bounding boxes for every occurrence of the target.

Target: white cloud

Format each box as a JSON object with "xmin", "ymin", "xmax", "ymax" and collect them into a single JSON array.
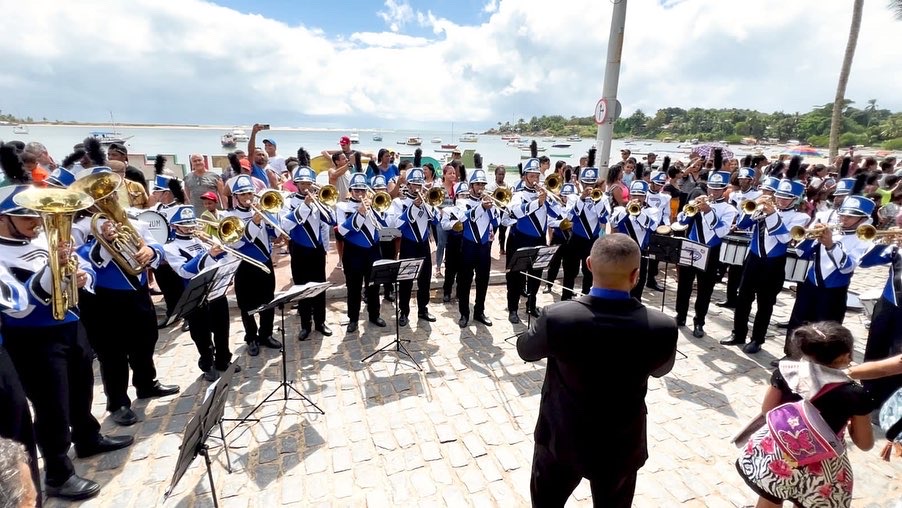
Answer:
[
  {"xmin": 483, "ymin": 0, "xmax": 499, "ymax": 14},
  {"xmin": 1, "ymin": 0, "xmax": 901, "ymax": 127}
]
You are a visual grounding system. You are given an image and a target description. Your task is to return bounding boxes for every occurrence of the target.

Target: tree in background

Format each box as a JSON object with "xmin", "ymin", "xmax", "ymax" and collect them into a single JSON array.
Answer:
[{"xmin": 828, "ymin": 0, "xmax": 864, "ymax": 159}]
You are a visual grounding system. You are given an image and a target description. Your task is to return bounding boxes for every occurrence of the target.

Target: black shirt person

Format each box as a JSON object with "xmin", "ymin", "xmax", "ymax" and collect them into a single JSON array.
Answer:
[{"xmin": 517, "ymin": 233, "xmax": 678, "ymax": 507}]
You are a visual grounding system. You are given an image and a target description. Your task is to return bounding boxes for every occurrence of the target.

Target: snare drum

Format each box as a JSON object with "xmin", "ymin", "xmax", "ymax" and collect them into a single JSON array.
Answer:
[
  {"xmin": 784, "ymin": 251, "xmax": 811, "ymax": 283},
  {"xmin": 135, "ymin": 210, "xmax": 170, "ymax": 245},
  {"xmin": 719, "ymin": 235, "xmax": 750, "ymax": 266}
]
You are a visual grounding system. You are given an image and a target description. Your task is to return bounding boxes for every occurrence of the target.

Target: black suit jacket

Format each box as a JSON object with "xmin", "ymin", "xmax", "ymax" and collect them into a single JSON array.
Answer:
[{"xmin": 517, "ymin": 294, "xmax": 678, "ymax": 477}]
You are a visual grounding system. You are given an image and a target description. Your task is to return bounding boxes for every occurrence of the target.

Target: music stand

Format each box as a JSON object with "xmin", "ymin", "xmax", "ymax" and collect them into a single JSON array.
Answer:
[
  {"xmin": 361, "ymin": 258, "xmax": 424, "ymax": 370},
  {"xmin": 502, "ymin": 245, "xmax": 560, "ymax": 343},
  {"xmin": 159, "ymin": 266, "xmax": 219, "ymax": 329},
  {"xmin": 163, "ymin": 360, "xmax": 239, "ymax": 508},
  {"xmin": 225, "ymin": 283, "xmax": 330, "ymax": 433},
  {"xmin": 648, "ymin": 234, "xmax": 684, "ymax": 312}
]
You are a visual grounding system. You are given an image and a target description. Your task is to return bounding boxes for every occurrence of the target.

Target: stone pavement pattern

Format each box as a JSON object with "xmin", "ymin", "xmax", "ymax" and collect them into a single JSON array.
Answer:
[{"xmin": 44, "ymin": 252, "xmax": 902, "ymax": 507}]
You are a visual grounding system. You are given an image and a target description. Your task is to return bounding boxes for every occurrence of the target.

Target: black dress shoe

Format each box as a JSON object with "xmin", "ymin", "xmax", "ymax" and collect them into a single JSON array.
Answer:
[
  {"xmin": 258, "ymin": 335, "xmax": 282, "ymax": 349},
  {"xmin": 442, "ymin": 294, "xmax": 451, "ymax": 303},
  {"xmin": 776, "ymin": 321, "xmax": 789, "ymax": 329},
  {"xmin": 75, "ymin": 434, "xmax": 134, "ymax": 458},
  {"xmin": 715, "ymin": 300, "xmax": 737, "ymax": 309},
  {"xmin": 418, "ymin": 311, "xmax": 436, "ymax": 322},
  {"xmin": 181, "ymin": 320, "xmax": 190, "ymax": 332},
  {"xmin": 45, "ymin": 474, "xmax": 101, "ymax": 501},
  {"xmin": 719, "ymin": 335, "xmax": 745, "ymax": 346},
  {"xmin": 646, "ymin": 280, "xmax": 665, "ymax": 292},
  {"xmin": 692, "ymin": 324, "xmax": 705, "ymax": 338},
  {"xmin": 770, "ymin": 355, "xmax": 790, "ymax": 367},
  {"xmin": 742, "ymin": 341, "xmax": 762, "ymax": 354},
  {"xmin": 474, "ymin": 313, "xmax": 493, "ymax": 326},
  {"xmin": 109, "ymin": 406, "xmax": 138, "ymax": 426},
  {"xmin": 398, "ymin": 314, "xmax": 409, "ymax": 327},
  {"xmin": 675, "ymin": 316, "xmax": 686, "ymax": 327},
  {"xmin": 527, "ymin": 308, "xmax": 540, "ymax": 318},
  {"xmin": 137, "ymin": 382, "xmax": 180, "ymax": 399},
  {"xmin": 297, "ymin": 328, "xmax": 311, "ymax": 341},
  {"xmin": 203, "ymin": 367, "xmax": 221, "ymax": 382},
  {"xmin": 247, "ymin": 341, "xmax": 260, "ymax": 356},
  {"xmin": 369, "ymin": 316, "xmax": 387, "ymax": 327},
  {"xmin": 315, "ymin": 323, "xmax": 333, "ymax": 336},
  {"xmin": 346, "ymin": 321, "xmax": 359, "ymax": 333},
  {"xmin": 508, "ymin": 311, "xmax": 520, "ymax": 324},
  {"xmin": 458, "ymin": 316, "xmax": 469, "ymax": 328}
]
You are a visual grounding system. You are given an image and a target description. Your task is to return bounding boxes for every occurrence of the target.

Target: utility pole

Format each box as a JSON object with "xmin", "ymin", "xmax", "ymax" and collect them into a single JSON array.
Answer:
[{"xmin": 595, "ymin": 0, "xmax": 627, "ymax": 180}]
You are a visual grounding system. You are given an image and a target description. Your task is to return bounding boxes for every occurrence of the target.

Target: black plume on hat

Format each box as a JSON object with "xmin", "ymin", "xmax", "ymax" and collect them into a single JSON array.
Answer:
[
  {"xmin": 839, "ymin": 156, "xmax": 851, "ymax": 178},
  {"xmin": 850, "ymin": 173, "xmax": 868, "ymax": 197},
  {"xmin": 473, "ymin": 153, "xmax": 483, "ymax": 169},
  {"xmin": 785, "ymin": 156, "xmax": 802, "ymax": 181},
  {"xmin": 297, "ymin": 147, "xmax": 310, "ymax": 167},
  {"xmin": 713, "ymin": 148, "xmax": 723, "ymax": 171},
  {"xmin": 154, "ymin": 154, "xmax": 167, "ymax": 175},
  {"xmin": 61, "ymin": 148, "xmax": 86, "ymax": 169},
  {"xmin": 413, "ymin": 148, "xmax": 422, "ymax": 168},
  {"xmin": 661, "ymin": 156, "xmax": 671, "ymax": 174},
  {"xmin": 227, "ymin": 152, "xmax": 242, "ymax": 174},
  {"xmin": 741, "ymin": 155, "xmax": 752, "ymax": 168},
  {"xmin": 0, "ymin": 143, "xmax": 27, "ymax": 184},
  {"xmin": 353, "ymin": 152, "xmax": 362, "ymax": 171},
  {"xmin": 530, "ymin": 140, "xmax": 538, "ymax": 159},
  {"xmin": 168, "ymin": 178, "xmax": 185, "ymax": 204},
  {"xmin": 367, "ymin": 159, "xmax": 378, "ymax": 174},
  {"xmin": 517, "ymin": 162, "xmax": 523, "ymax": 175},
  {"xmin": 587, "ymin": 148, "xmax": 596, "ymax": 168},
  {"xmin": 84, "ymin": 137, "xmax": 105, "ymax": 167}
]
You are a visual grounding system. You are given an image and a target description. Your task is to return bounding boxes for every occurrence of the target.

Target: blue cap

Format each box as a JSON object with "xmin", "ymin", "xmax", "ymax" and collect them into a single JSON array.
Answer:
[
  {"xmin": 407, "ymin": 168, "xmax": 425, "ymax": 185},
  {"xmin": 838, "ymin": 195, "xmax": 876, "ymax": 217},
  {"xmin": 707, "ymin": 171, "xmax": 730, "ymax": 189},
  {"xmin": 561, "ymin": 183, "xmax": 577, "ymax": 195},
  {"xmin": 738, "ymin": 168, "xmax": 756, "ymax": 180},
  {"xmin": 468, "ymin": 169, "xmax": 487, "ymax": 185},
  {"xmin": 0, "ymin": 185, "xmax": 41, "ymax": 217},
  {"xmin": 371, "ymin": 175, "xmax": 387, "ymax": 189},
  {"xmin": 760, "ymin": 176, "xmax": 781, "ymax": 192},
  {"xmin": 349, "ymin": 173, "xmax": 369, "ymax": 190},
  {"xmin": 580, "ymin": 167, "xmax": 598, "ymax": 183},
  {"xmin": 262, "ymin": 138, "xmax": 277, "ymax": 147},
  {"xmin": 153, "ymin": 174, "xmax": 173, "ymax": 192},
  {"xmin": 775, "ymin": 179, "xmax": 805, "ymax": 199},
  {"xmin": 629, "ymin": 180, "xmax": 649, "ymax": 195},
  {"xmin": 833, "ymin": 177, "xmax": 856, "ymax": 197},
  {"xmin": 169, "ymin": 205, "xmax": 197, "ymax": 226},
  {"xmin": 292, "ymin": 166, "xmax": 315, "ymax": 183},
  {"xmin": 650, "ymin": 170, "xmax": 666, "ymax": 185},
  {"xmin": 46, "ymin": 167, "xmax": 76, "ymax": 188},
  {"xmin": 230, "ymin": 175, "xmax": 255, "ymax": 194},
  {"xmin": 522, "ymin": 158, "xmax": 541, "ymax": 174},
  {"xmin": 454, "ymin": 182, "xmax": 469, "ymax": 196}
]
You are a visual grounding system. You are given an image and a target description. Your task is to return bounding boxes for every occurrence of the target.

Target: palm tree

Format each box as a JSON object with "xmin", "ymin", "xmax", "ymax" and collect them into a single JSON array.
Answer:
[
  {"xmin": 828, "ymin": 0, "xmax": 863, "ymax": 159},
  {"xmin": 865, "ymin": 99, "xmax": 878, "ymax": 126}
]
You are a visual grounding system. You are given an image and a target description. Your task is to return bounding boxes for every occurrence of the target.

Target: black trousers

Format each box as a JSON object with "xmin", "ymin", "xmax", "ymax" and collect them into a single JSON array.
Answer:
[
  {"xmin": 675, "ymin": 247, "xmax": 721, "ymax": 326},
  {"xmin": 545, "ymin": 234, "xmax": 568, "ymax": 285},
  {"xmin": 732, "ymin": 255, "xmax": 787, "ymax": 344},
  {"xmin": 343, "ymin": 242, "xmax": 381, "ymax": 322},
  {"xmin": 497, "ymin": 225, "xmax": 508, "ymax": 252},
  {"xmin": 398, "ymin": 237, "xmax": 433, "ymax": 316},
  {"xmin": 154, "ymin": 263, "xmax": 184, "ymax": 316},
  {"xmin": 506, "ymin": 230, "xmax": 546, "ymax": 312},
  {"xmin": 724, "ymin": 264, "xmax": 743, "ymax": 304},
  {"xmin": 630, "ymin": 256, "xmax": 649, "ymax": 300},
  {"xmin": 379, "ymin": 240, "xmax": 396, "ymax": 297},
  {"xmin": 2, "ymin": 323, "xmax": 101, "ymax": 486},
  {"xmin": 561, "ymin": 235, "xmax": 594, "ymax": 301},
  {"xmin": 80, "ymin": 287, "xmax": 159, "ymax": 411},
  {"xmin": 186, "ymin": 296, "xmax": 231, "ymax": 372},
  {"xmin": 530, "ymin": 442, "xmax": 637, "ymax": 508},
  {"xmin": 234, "ymin": 259, "xmax": 275, "ymax": 344},
  {"xmin": 289, "ymin": 242, "xmax": 327, "ymax": 329},
  {"xmin": 442, "ymin": 233, "xmax": 463, "ymax": 298},
  {"xmin": 863, "ymin": 298, "xmax": 902, "ymax": 404},
  {"xmin": 458, "ymin": 239, "xmax": 491, "ymax": 317},
  {"xmin": 785, "ymin": 282, "xmax": 849, "ymax": 356},
  {"xmin": 647, "ymin": 258, "xmax": 660, "ymax": 282},
  {"xmin": 0, "ymin": 346, "xmax": 41, "ymax": 499}
]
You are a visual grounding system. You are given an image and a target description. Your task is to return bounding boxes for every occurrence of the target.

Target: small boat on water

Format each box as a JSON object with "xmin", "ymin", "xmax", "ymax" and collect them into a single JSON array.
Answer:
[
  {"xmin": 221, "ymin": 133, "xmax": 237, "ymax": 148},
  {"xmin": 231, "ymin": 128, "xmax": 249, "ymax": 142},
  {"xmin": 542, "ymin": 137, "xmax": 556, "ymax": 143},
  {"xmin": 431, "ymin": 137, "xmax": 442, "ymax": 144},
  {"xmin": 405, "ymin": 136, "xmax": 422, "ymax": 146},
  {"xmin": 441, "ymin": 144, "xmax": 457, "ymax": 149},
  {"xmin": 566, "ymin": 135, "xmax": 582, "ymax": 142},
  {"xmin": 549, "ymin": 153, "xmax": 572, "ymax": 158},
  {"xmin": 349, "ymin": 131, "xmax": 360, "ymax": 144},
  {"xmin": 501, "ymin": 134, "xmax": 520, "ymax": 141},
  {"xmin": 551, "ymin": 143, "xmax": 571, "ymax": 148},
  {"xmin": 90, "ymin": 131, "xmax": 133, "ymax": 145},
  {"xmin": 372, "ymin": 133, "xmax": 383, "ymax": 142},
  {"xmin": 12, "ymin": 124, "xmax": 28, "ymax": 135},
  {"xmin": 459, "ymin": 132, "xmax": 478, "ymax": 143}
]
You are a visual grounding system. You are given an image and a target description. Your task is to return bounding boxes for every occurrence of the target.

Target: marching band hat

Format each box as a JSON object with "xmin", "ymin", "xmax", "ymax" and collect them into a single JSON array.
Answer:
[
  {"xmin": 349, "ymin": 173, "xmax": 369, "ymax": 190},
  {"xmin": 200, "ymin": 191, "xmax": 219, "ymax": 202},
  {"xmin": 738, "ymin": 167, "xmax": 756, "ymax": 180},
  {"xmin": 153, "ymin": 173, "xmax": 173, "ymax": 192},
  {"xmin": 230, "ymin": 174, "xmax": 255, "ymax": 195},
  {"xmin": 649, "ymin": 170, "xmax": 667, "ymax": 186},
  {"xmin": 561, "ymin": 183, "xmax": 578, "ymax": 195},
  {"xmin": 371, "ymin": 175, "xmax": 387, "ymax": 189},
  {"xmin": 468, "ymin": 169, "xmax": 488, "ymax": 185},
  {"xmin": 454, "ymin": 182, "xmax": 469, "ymax": 196},
  {"xmin": 775, "ymin": 179, "xmax": 805, "ymax": 200},
  {"xmin": 46, "ymin": 167, "xmax": 76, "ymax": 188},
  {"xmin": 707, "ymin": 171, "xmax": 731, "ymax": 189},
  {"xmin": 169, "ymin": 205, "xmax": 197, "ymax": 226},
  {"xmin": 580, "ymin": 167, "xmax": 598, "ymax": 184},
  {"xmin": 838, "ymin": 195, "xmax": 876, "ymax": 217},
  {"xmin": 760, "ymin": 176, "xmax": 781, "ymax": 192},
  {"xmin": 292, "ymin": 166, "xmax": 315, "ymax": 183},
  {"xmin": 522, "ymin": 158, "xmax": 541, "ymax": 174},
  {"xmin": 833, "ymin": 177, "xmax": 856, "ymax": 197},
  {"xmin": 406, "ymin": 168, "xmax": 425, "ymax": 185},
  {"xmin": 0, "ymin": 185, "xmax": 41, "ymax": 217},
  {"xmin": 629, "ymin": 180, "xmax": 649, "ymax": 196}
]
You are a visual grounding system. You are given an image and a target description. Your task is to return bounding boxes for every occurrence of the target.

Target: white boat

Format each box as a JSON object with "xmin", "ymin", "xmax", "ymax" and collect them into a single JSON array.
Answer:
[
  {"xmin": 566, "ymin": 135, "xmax": 582, "ymax": 142},
  {"xmin": 372, "ymin": 132, "xmax": 383, "ymax": 142},
  {"xmin": 12, "ymin": 124, "xmax": 28, "ymax": 135},
  {"xmin": 231, "ymin": 128, "xmax": 249, "ymax": 142},
  {"xmin": 221, "ymin": 133, "xmax": 237, "ymax": 148},
  {"xmin": 349, "ymin": 131, "xmax": 360, "ymax": 144},
  {"xmin": 406, "ymin": 136, "xmax": 422, "ymax": 146},
  {"xmin": 542, "ymin": 137, "xmax": 556, "ymax": 142},
  {"xmin": 459, "ymin": 132, "xmax": 478, "ymax": 143},
  {"xmin": 501, "ymin": 134, "xmax": 520, "ymax": 141},
  {"xmin": 431, "ymin": 137, "xmax": 442, "ymax": 144},
  {"xmin": 90, "ymin": 131, "xmax": 132, "ymax": 145}
]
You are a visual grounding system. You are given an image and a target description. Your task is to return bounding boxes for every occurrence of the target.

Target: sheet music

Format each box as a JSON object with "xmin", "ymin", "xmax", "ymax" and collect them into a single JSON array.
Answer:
[
  {"xmin": 205, "ymin": 259, "xmax": 241, "ymax": 301},
  {"xmin": 397, "ymin": 259, "xmax": 423, "ymax": 281},
  {"xmin": 532, "ymin": 245, "xmax": 560, "ymax": 270},
  {"xmin": 679, "ymin": 241, "xmax": 710, "ymax": 270}
]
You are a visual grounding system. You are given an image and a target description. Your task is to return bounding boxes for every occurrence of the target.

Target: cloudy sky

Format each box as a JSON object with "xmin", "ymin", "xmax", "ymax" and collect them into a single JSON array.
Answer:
[{"xmin": 2, "ymin": 0, "xmax": 901, "ymax": 130}]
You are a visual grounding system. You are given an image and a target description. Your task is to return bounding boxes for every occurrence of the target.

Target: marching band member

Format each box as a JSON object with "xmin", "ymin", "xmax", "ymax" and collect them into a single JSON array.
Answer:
[
  {"xmin": 721, "ymin": 174, "xmax": 809, "ymax": 354},
  {"xmin": 542, "ymin": 186, "xmax": 573, "ymax": 295},
  {"xmin": 812, "ymin": 169, "xmax": 854, "ymax": 227},
  {"xmin": 457, "ymin": 169, "xmax": 499, "ymax": 327},
  {"xmin": 505, "ymin": 157, "xmax": 562, "ymax": 324},
  {"xmin": 148, "ymin": 156, "xmax": 189, "ymax": 328},
  {"xmin": 441, "ymin": 181, "xmax": 469, "ymax": 303},
  {"xmin": 716, "ymin": 165, "xmax": 761, "ymax": 310},
  {"xmin": 337, "ymin": 173, "xmax": 387, "ymax": 333},
  {"xmin": 372, "ymin": 175, "xmax": 397, "ymax": 303},
  {"xmin": 0, "ymin": 184, "xmax": 133, "ymax": 501},
  {"xmin": 644, "ymin": 158, "xmax": 672, "ymax": 292},
  {"xmin": 163, "ymin": 205, "xmax": 234, "ymax": 381},
  {"xmin": 282, "ymin": 165, "xmax": 335, "ymax": 341},
  {"xmin": 758, "ymin": 175, "xmax": 781, "ymax": 197},
  {"xmin": 388, "ymin": 165, "xmax": 439, "ymax": 327},
  {"xmin": 224, "ymin": 175, "xmax": 282, "ymax": 356},
  {"xmin": 560, "ymin": 166, "xmax": 607, "ymax": 300},
  {"xmin": 674, "ymin": 170, "xmax": 737, "ymax": 338},
  {"xmin": 610, "ymin": 180, "xmax": 662, "ymax": 300}
]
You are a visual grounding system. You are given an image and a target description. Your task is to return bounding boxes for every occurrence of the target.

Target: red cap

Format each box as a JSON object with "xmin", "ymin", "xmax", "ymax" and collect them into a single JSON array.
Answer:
[
  {"xmin": 339, "ymin": 136, "xmax": 351, "ymax": 145},
  {"xmin": 239, "ymin": 158, "xmax": 251, "ymax": 170},
  {"xmin": 200, "ymin": 191, "xmax": 219, "ymax": 202}
]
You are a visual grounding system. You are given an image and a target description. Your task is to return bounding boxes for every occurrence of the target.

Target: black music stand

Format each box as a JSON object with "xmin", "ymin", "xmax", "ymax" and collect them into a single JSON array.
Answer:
[
  {"xmin": 159, "ymin": 266, "xmax": 219, "ymax": 329},
  {"xmin": 361, "ymin": 258, "xmax": 424, "ymax": 370},
  {"xmin": 648, "ymin": 234, "xmax": 684, "ymax": 312},
  {"xmin": 502, "ymin": 245, "xmax": 560, "ymax": 343},
  {"xmin": 226, "ymin": 283, "xmax": 330, "ymax": 433},
  {"xmin": 163, "ymin": 360, "xmax": 239, "ymax": 508}
]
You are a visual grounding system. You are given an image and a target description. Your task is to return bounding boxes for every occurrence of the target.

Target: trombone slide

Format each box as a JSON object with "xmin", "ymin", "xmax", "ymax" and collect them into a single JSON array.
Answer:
[{"xmin": 195, "ymin": 230, "xmax": 272, "ymax": 274}]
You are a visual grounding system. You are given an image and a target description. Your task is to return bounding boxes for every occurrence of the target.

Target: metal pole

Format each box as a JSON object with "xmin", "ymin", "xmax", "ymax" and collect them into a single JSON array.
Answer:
[{"xmin": 596, "ymin": 0, "xmax": 627, "ymax": 181}]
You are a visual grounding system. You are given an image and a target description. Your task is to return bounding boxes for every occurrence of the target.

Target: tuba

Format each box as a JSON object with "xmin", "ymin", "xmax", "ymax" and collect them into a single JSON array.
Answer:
[
  {"xmin": 70, "ymin": 172, "xmax": 148, "ymax": 276},
  {"xmin": 13, "ymin": 188, "xmax": 95, "ymax": 320}
]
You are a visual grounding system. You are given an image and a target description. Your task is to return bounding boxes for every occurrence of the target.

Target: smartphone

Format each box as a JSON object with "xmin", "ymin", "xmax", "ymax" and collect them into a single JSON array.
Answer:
[{"xmin": 261, "ymin": 124, "xmax": 270, "ymax": 130}]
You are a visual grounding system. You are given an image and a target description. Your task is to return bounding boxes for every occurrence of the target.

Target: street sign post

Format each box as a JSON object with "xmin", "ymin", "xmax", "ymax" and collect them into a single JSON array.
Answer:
[{"xmin": 594, "ymin": 98, "xmax": 608, "ymax": 125}]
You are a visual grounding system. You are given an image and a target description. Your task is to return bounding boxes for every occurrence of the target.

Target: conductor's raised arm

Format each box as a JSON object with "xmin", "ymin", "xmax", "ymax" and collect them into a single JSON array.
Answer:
[{"xmin": 516, "ymin": 311, "xmax": 550, "ymax": 362}]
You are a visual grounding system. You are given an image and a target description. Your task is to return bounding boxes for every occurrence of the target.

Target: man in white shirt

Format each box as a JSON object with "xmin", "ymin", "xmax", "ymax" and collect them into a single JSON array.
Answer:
[{"xmin": 262, "ymin": 138, "xmax": 286, "ymax": 176}]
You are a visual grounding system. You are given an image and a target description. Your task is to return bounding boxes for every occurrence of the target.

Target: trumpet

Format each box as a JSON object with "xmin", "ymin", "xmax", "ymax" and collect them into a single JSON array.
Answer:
[
  {"xmin": 13, "ymin": 187, "xmax": 95, "ymax": 320},
  {"xmin": 251, "ymin": 189, "xmax": 289, "ymax": 237},
  {"xmin": 626, "ymin": 199, "xmax": 643, "ymax": 216},
  {"xmin": 193, "ymin": 216, "xmax": 272, "ymax": 274},
  {"xmin": 856, "ymin": 224, "xmax": 902, "ymax": 244},
  {"xmin": 683, "ymin": 197, "xmax": 708, "ymax": 217},
  {"xmin": 740, "ymin": 195, "xmax": 774, "ymax": 216},
  {"xmin": 789, "ymin": 223, "xmax": 838, "ymax": 241}
]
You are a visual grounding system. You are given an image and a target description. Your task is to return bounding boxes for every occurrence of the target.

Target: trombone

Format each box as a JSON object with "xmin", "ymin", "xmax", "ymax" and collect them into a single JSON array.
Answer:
[
  {"xmin": 588, "ymin": 188, "xmax": 605, "ymax": 202},
  {"xmin": 483, "ymin": 186, "xmax": 512, "ymax": 211},
  {"xmin": 304, "ymin": 184, "xmax": 339, "ymax": 217},
  {"xmin": 251, "ymin": 189, "xmax": 289, "ymax": 237},
  {"xmin": 537, "ymin": 174, "xmax": 567, "ymax": 206},
  {"xmin": 417, "ymin": 186, "xmax": 445, "ymax": 221},
  {"xmin": 193, "ymin": 215, "xmax": 272, "ymax": 274},
  {"xmin": 626, "ymin": 199, "xmax": 643, "ymax": 216}
]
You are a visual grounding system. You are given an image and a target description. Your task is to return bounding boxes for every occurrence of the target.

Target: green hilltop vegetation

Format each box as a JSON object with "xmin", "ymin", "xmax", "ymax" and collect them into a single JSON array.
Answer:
[{"xmin": 485, "ymin": 100, "xmax": 902, "ymax": 150}]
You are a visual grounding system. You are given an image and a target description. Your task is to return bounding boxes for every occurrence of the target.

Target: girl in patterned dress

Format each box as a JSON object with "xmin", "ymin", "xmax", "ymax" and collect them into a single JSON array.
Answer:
[{"xmin": 736, "ymin": 322, "xmax": 875, "ymax": 508}]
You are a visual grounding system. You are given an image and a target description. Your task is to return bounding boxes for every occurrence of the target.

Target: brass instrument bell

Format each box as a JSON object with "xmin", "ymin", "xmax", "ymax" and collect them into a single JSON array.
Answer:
[{"xmin": 856, "ymin": 224, "xmax": 902, "ymax": 244}]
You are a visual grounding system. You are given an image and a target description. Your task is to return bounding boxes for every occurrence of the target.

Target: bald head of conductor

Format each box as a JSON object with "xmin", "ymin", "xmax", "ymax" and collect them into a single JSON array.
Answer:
[{"xmin": 587, "ymin": 233, "xmax": 641, "ymax": 293}]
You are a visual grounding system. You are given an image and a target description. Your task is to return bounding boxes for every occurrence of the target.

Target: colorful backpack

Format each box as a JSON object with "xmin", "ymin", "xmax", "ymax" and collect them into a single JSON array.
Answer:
[{"xmin": 765, "ymin": 384, "xmax": 845, "ymax": 466}]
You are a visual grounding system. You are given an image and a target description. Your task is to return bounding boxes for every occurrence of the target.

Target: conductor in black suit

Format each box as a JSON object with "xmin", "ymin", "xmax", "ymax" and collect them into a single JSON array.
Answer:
[{"xmin": 517, "ymin": 233, "xmax": 678, "ymax": 507}]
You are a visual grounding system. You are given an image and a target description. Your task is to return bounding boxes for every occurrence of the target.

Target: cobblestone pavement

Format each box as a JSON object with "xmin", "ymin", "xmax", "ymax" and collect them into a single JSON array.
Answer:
[{"xmin": 45, "ymin": 251, "xmax": 902, "ymax": 507}]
